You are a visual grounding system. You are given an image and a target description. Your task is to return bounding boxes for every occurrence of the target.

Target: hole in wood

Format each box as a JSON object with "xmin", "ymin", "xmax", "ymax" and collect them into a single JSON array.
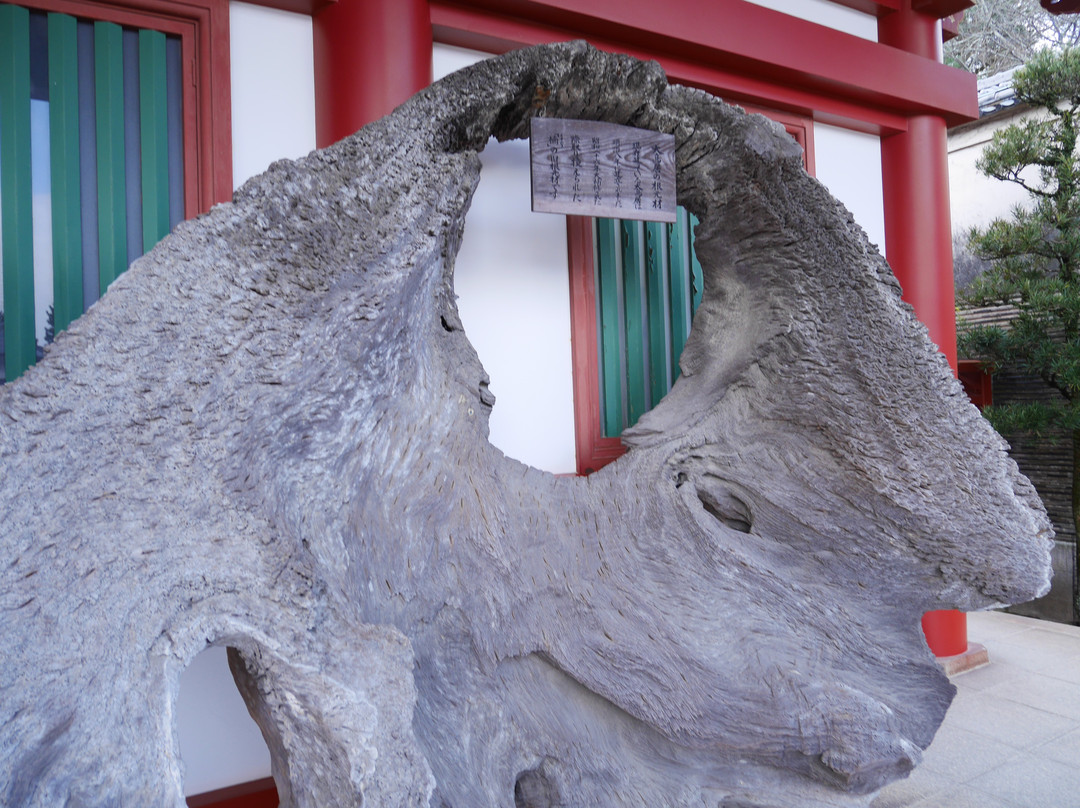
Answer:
[{"xmin": 176, "ymin": 646, "xmax": 272, "ymax": 801}]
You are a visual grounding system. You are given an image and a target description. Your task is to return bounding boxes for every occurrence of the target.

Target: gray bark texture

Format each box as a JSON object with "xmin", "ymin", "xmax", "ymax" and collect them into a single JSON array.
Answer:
[{"xmin": 0, "ymin": 41, "xmax": 1054, "ymax": 808}]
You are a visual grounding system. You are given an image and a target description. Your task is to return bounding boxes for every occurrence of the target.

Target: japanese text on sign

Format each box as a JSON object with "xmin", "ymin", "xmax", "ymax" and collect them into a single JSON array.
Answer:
[{"xmin": 530, "ymin": 118, "xmax": 676, "ymax": 223}]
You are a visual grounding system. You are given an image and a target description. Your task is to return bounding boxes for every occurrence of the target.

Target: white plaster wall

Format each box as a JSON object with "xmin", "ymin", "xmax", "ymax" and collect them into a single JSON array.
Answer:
[
  {"xmin": 813, "ymin": 122, "xmax": 886, "ymax": 253},
  {"xmin": 176, "ymin": 647, "xmax": 272, "ymax": 795},
  {"xmin": 176, "ymin": 4, "xmax": 317, "ymax": 796},
  {"xmin": 434, "ymin": 44, "xmax": 577, "ymax": 474},
  {"xmin": 230, "ymin": 1, "xmax": 317, "ymax": 190},
  {"xmin": 742, "ymin": 0, "xmax": 878, "ymax": 40},
  {"xmin": 948, "ymin": 109, "xmax": 1037, "ymax": 237}
]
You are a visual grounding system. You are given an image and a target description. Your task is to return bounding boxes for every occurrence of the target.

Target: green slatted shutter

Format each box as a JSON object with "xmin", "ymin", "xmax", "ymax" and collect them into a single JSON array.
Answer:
[
  {"xmin": 139, "ymin": 29, "xmax": 169, "ymax": 253},
  {"xmin": 48, "ymin": 12, "xmax": 83, "ymax": 336},
  {"xmin": 0, "ymin": 4, "xmax": 36, "ymax": 382},
  {"xmin": 645, "ymin": 220, "xmax": 671, "ymax": 408},
  {"xmin": 0, "ymin": 5, "xmax": 184, "ymax": 383},
  {"xmin": 595, "ymin": 217, "xmax": 623, "ymax": 436},
  {"xmin": 94, "ymin": 19, "xmax": 125, "ymax": 295},
  {"xmin": 621, "ymin": 219, "xmax": 648, "ymax": 429},
  {"xmin": 594, "ymin": 207, "xmax": 703, "ymax": 437}
]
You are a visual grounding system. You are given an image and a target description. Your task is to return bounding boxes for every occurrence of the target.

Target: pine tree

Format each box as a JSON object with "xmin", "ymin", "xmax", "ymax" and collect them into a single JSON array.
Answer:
[{"xmin": 958, "ymin": 48, "xmax": 1080, "ymax": 621}]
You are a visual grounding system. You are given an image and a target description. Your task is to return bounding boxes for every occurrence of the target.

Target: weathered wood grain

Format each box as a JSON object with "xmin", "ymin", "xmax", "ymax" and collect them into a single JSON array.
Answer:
[{"xmin": 0, "ymin": 41, "xmax": 1053, "ymax": 808}]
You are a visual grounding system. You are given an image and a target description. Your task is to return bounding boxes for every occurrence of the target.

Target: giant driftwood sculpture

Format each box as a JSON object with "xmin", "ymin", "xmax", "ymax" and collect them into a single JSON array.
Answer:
[{"xmin": 0, "ymin": 42, "xmax": 1053, "ymax": 808}]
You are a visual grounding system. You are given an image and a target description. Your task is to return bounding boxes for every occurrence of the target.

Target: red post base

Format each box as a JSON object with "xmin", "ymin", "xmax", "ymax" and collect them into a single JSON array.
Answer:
[{"xmin": 922, "ymin": 609, "xmax": 967, "ymax": 657}]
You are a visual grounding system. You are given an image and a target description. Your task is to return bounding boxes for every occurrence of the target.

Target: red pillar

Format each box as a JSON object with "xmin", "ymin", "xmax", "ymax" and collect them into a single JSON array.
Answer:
[
  {"xmin": 312, "ymin": 0, "xmax": 432, "ymax": 149},
  {"xmin": 880, "ymin": 116, "xmax": 958, "ymax": 372},
  {"xmin": 880, "ymin": 2, "xmax": 967, "ymax": 658}
]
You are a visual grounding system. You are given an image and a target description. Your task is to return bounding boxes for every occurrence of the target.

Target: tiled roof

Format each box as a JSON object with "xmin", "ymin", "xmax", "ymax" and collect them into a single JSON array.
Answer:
[
  {"xmin": 956, "ymin": 302, "xmax": 1019, "ymax": 331},
  {"xmin": 977, "ymin": 66, "xmax": 1022, "ymax": 116}
]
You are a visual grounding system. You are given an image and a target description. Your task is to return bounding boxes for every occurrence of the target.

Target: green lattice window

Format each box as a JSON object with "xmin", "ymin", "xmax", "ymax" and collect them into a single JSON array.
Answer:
[
  {"xmin": 0, "ymin": 3, "xmax": 184, "ymax": 382},
  {"xmin": 593, "ymin": 207, "xmax": 703, "ymax": 437}
]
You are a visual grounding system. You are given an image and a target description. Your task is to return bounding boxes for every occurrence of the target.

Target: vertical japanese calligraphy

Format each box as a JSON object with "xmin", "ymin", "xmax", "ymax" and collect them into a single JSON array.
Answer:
[
  {"xmin": 547, "ymin": 131, "xmax": 563, "ymax": 200},
  {"xmin": 530, "ymin": 118, "xmax": 676, "ymax": 222}
]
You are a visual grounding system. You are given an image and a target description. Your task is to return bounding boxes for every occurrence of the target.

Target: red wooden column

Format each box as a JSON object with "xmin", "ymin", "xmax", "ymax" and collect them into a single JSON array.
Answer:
[
  {"xmin": 312, "ymin": 0, "xmax": 432, "ymax": 149},
  {"xmin": 880, "ymin": 1, "xmax": 967, "ymax": 657}
]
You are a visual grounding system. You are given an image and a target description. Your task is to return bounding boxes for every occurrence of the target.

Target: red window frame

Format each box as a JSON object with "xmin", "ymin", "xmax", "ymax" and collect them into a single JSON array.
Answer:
[
  {"xmin": 12, "ymin": 0, "xmax": 233, "ymax": 217},
  {"xmin": 568, "ymin": 111, "xmax": 815, "ymax": 475},
  {"xmin": 186, "ymin": 777, "xmax": 277, "ymax": 808},
  {"xmin": 958, "ymin": 358, "xmax": 993, "ymax": 409}
]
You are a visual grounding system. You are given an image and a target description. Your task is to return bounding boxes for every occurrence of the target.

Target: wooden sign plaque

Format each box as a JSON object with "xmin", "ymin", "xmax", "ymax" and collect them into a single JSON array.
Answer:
[{"xmin": 530, "ymin": 118, "xmax": 676, "ymax": 223}]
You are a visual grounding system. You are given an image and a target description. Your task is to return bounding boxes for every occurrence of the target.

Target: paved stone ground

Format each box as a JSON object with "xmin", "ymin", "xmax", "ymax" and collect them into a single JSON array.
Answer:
[{"xmin": 873, "ymin": 610, "xmax": 1080, "ymax": 808}]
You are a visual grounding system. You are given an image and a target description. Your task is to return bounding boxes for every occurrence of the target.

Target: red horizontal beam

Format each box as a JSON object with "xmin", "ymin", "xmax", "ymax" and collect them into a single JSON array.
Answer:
[
  {"xmin": 832, "ymin": 0, "xmax": 902, "ymax": 14},
  {"xmin": 912, "ymin": 0, "xmax": 973, "ymax": 18},
  {"xmin": 233, "ymin": 0, "xmax": 336, "ymax": 16},
  {"xmin": 1041, "ymin": 0, "xmax": 1080, "ymax": 12},
  {"xmin": 431, "ymin": 0, "xmax": 977, "ymax": 130},
  {"xmin": 431, "ymin": 4, "xmax": 908, "ymax": 133}
]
